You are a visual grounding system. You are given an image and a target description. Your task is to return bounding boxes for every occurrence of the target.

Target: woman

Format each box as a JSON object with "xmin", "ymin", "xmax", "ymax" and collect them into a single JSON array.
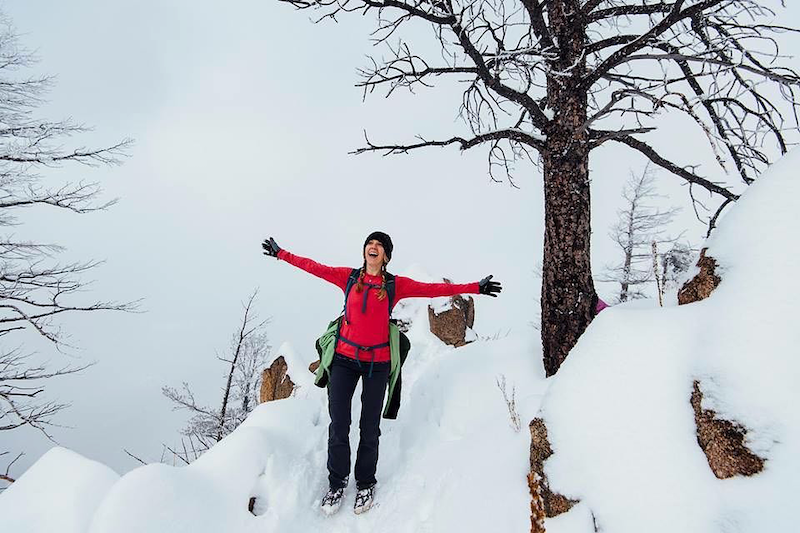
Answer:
[{"xmin": 262, "ymin": 231, "xmax": 501, "ymax": 515}]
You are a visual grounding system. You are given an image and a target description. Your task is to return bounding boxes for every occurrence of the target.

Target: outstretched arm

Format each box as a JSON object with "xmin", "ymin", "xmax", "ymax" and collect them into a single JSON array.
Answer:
[
  {"xmin": 395, "ymin": 275, "xmax": 502, "ymax": 300},
  {"xmin": 262, "ymin": 237, "xmax": 350, "ymax": 290}
]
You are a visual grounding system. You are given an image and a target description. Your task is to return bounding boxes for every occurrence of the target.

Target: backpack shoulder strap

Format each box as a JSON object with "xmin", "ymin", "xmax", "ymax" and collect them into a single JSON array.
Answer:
[
  {"xmin": 345, "ymin": 268, "xmax": 360, "ymax": 299},
  {"xmin": 385, "ymin": 272, "xmax": 396, "ymax": 313},
  {"xmin": 341, "ymin": 268, "xmax": 361, "ymax": 320}
]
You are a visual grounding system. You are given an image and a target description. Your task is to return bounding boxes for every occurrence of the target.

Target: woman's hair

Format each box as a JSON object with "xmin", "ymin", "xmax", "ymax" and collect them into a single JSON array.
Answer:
[{"xmin": 354, "ymin": 261, "xmax": 388, "ymax": 301}]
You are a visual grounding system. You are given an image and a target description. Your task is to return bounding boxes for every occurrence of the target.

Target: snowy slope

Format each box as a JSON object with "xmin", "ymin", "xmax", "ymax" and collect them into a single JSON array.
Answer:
[
  {"xmin": 542, "ymin": 149, "xmax": 800, "ymax": 533},
  {"xmin": 2, "ymin": 294, "xmax": 545, "ymax": 533},
  {"xmin": 4, "ymin": 151, "xmax": 799, "ymax": 532}
]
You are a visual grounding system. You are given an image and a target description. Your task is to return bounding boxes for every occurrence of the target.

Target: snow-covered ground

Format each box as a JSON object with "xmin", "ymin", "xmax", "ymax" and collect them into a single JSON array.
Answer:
[
  {"xmin": 3, "ymin": 151, "xmax": 799, "ymax": 532},
  {"xmin": 1, "ymin": 295, "xmax": 545, "ymax": 533}
]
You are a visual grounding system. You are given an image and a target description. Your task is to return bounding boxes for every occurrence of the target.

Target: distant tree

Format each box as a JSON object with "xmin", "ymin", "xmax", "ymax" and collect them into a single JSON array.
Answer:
[
  {"xmin": 660, "ymin": 241, "xmax": 695, "ymax": 292},
  {"xmin": 600, "ymin": 165, "xmax": 687, "ymax": 302},
  {"xmin": 162, "ymin": 291, "xmax": 271, "ymax": 464},
  {"xmin": 277, "ymin": 0, "xmax": 800, "ymax": 375},
  {"xmin": 0, "ymin": 13, "xmax": 132, "ymax": 485}
]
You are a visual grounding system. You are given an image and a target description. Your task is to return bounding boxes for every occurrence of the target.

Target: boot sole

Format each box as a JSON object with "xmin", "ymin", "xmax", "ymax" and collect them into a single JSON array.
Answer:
[
  {"xmin": 321, "ymin": 503, "xmax": 342, "ymax": 516},
  {"xmin": 353, "ymin": 501, "xmax": 373, "ymax": 515}
]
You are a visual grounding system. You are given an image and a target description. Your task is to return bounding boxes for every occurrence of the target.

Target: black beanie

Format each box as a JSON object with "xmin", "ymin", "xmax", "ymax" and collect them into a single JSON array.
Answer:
[{"xmin": 364, "ymin": 231, "xmax": 393, "ymax": 261}]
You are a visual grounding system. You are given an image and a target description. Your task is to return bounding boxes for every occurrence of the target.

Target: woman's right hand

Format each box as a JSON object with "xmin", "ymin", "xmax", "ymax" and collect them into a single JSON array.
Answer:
[{"xmin": 262, "ymin": 237, "xmax": 282, "ymax": 258}]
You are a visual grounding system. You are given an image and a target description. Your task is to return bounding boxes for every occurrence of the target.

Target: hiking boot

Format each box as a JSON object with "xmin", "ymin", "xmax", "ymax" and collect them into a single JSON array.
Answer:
[
  {"xmin": 321, "ymin": 487, "xmax": 344, "ymax": 516},
  {"xmin": 353, "ymin": 485, "xmax": 375, "ymax": 515}
]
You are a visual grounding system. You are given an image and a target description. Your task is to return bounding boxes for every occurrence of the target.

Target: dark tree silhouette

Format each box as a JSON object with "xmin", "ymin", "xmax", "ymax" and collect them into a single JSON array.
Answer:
[{"xmin": 276, "ymin": 0, "xmax": 799, "ymax": 374}]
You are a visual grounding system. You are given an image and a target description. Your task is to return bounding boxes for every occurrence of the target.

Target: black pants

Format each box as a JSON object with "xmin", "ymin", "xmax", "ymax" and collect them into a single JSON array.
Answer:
[{"xmin": 327, "ymin": 353, "xmax": 390, "ymax": 490}]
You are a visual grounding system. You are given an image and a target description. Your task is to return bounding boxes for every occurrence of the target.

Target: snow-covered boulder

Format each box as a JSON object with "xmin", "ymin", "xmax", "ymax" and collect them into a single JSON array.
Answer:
[
  {"xmin": 677, "ymin": 248, "xmax": 722, "ymax": 305},
  {"xmin": 258, "ymin": 341, "xmax": 315, "ymax": 404},
  {"xmin": 427, "ymin": 289, "xmax": 475, "ymax": 347},
  {"xmin": 690, "ymin": 380, "xmax": 764, "ymax": 479}
]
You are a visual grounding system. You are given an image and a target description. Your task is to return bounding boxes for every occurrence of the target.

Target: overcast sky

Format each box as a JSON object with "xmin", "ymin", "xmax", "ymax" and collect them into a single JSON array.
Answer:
[{"xmin": 3, "ymin": 0, "xmax": 799, "ymax": 475}]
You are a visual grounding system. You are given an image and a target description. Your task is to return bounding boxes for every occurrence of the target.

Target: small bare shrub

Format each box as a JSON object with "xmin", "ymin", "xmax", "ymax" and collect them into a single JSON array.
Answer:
[{"xmin": 496, "ymin": 374, "xmax": 521, "ymax": 433}]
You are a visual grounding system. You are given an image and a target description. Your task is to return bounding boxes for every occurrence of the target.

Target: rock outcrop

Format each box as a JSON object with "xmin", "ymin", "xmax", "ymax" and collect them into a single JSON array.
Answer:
[
  {"xmin": 428, "ymin": 284, "xmax": 475, "ymax": 347},
  {"xmin": 529, "ymin": 417, "xmax": 578, "ymax": 518},
  {"xmin": 677, "ymin": 251, "xmax": 763, "ymax": 477},
  {"xmin": 259, "ymin": 356, "xmax": 295, "ymax": 403},
  {"xmin": 678, "ymin": 248, "xmax": 721, "ymax": 304},
  {"xmin": 690, "ymin": 381, "xmax": 764, "ymax": 478},
  {"xmin": 527, "ymin": 472, "xmax": 547, "ymax": 533}
]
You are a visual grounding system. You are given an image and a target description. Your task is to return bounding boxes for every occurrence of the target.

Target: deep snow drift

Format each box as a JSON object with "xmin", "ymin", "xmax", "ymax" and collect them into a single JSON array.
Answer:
[{"xmin": 3, "ymin": 151, "xmax": 799, "ymax": 532}]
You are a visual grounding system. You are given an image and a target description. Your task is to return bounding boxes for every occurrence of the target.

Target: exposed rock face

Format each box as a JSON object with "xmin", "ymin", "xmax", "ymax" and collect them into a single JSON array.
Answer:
[
  {"xmin": 428, "ymin": 285, "xmax": 475, "ymax": 347},
  {"xmin": 259, "ymin": 356, "xmax": 295, "ymax": 403},
  {"xmin": 529, "ymin": 418, "xmax": 578, "ymax": 517},
  {"xmin": 678, "ymin": 248, "xmax": 721, "ymax": 305},
  {"xmin": 527, "ymin": 472, "xmax": 547, "ymax": 533},
  {"xmin": 691, "ymin": 381, "xmax": 764, "ymax": 478}
]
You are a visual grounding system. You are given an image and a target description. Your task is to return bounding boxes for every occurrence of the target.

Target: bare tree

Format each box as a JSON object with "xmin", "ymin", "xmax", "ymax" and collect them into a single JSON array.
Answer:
[
  {"xmin": 162, "ymin": 290, "xmax": 271, "ymax": 463},
  {"xmin": 276, "ymin": 0, "xmax": 800, "ymax": 374},
  {"xmin": 0, "ymin": 12, "xmax": 132, "ymax": 484},
  {"xmin": 600, "ymin": 164, "xmax": 684, "ymax": 302}
]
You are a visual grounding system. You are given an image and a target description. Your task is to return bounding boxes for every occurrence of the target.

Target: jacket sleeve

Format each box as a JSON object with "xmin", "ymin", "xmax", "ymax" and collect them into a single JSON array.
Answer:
[
  {"xmin": 394, "ymin": 276, "xmax": 480, "ymax": 301},
  {"xmin": 277, "ymin": 249, "xmax": 351, "ymax": 290}
]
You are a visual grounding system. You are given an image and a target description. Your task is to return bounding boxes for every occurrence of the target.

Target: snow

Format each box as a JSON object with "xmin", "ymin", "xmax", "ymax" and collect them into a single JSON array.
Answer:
[
  {"xmin": 0, "ymin": 447, "xmax": 119, "ymax": 533},
  {"xmin": 1, "ymin": 290, "xmax": 544, "ymax": 532},
  {"xmin": 541, "ymin": 148, "xmax": 800, "ymax": 532},
  {"xmin": 3, "ymin": 150, "xmax": 800, "ymax": 531}
]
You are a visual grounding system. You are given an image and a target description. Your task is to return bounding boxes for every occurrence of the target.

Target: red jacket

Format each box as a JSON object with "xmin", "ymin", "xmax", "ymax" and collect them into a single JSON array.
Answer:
[{"xmin": 278, "ymin": 250, "xmax": 480, "ymax": 362}]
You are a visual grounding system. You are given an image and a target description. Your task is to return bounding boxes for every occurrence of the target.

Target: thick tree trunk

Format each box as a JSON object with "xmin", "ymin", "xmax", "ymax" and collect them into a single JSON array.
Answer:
[{"xmin": 540, "ymin": 1, "xmax": 596, "ymax": 376}]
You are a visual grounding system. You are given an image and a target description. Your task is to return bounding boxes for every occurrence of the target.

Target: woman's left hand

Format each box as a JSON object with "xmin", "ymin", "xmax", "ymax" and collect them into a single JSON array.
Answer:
[{"xmin": 479, "ymin": 275, "xmax": 502, "ymax": 297}]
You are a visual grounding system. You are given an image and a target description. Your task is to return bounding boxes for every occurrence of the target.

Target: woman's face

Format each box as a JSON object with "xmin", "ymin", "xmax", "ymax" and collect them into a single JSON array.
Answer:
[{"xmin": 364, "ymin": 239, "xmax": 387, "ymax": 270}]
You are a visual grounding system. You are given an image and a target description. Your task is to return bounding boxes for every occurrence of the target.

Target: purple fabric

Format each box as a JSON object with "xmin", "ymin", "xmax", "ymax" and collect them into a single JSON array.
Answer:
[{"xmin": 595, "ymin": 297, "xmax": 609, "ymax": 313}]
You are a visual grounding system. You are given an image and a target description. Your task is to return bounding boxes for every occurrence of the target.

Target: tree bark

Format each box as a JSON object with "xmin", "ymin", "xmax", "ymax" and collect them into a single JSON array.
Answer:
[{"xmin": 541, "ymin": 1, "xmax": 596, "ymax": 376}]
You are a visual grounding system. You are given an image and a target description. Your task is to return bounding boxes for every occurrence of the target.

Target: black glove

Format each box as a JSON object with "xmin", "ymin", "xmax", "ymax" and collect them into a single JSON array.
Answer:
[
  {"xmin": 478, "ymin": 275, "xmax": 502, "ymax": 297},
  {"xmin": 261, "ymin": 237, "xmax": 282, "ymax": 258}
]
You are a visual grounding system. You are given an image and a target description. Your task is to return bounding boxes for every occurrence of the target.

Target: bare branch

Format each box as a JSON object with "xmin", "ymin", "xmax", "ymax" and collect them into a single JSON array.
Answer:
[
  {"xmin": 583, "ymin": 0, "xmax": 724, "ymax": 88},
  {"xmin": 1, "ymin": 451, "xmax": 23, "ymax": 485},
  {"xmin": 123, "ymin": 449, "xmax": 148, "ymax": 466},
  {"xmin": 352, "ymin": 128, "xmax": 543, "ymax": 156},
  {"xmin": 587, "ymin": 2, "xmax": 678, "ymax": 23},
  {"xmin": 609, "ymin": 134, "xmax": 739, "ymax": 201}
]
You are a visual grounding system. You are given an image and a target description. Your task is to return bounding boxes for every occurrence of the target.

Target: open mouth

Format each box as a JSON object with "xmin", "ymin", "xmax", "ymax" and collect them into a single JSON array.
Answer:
[{"xmin": 368, "ymin": 251, "xmax": 379, "ymax": 257}]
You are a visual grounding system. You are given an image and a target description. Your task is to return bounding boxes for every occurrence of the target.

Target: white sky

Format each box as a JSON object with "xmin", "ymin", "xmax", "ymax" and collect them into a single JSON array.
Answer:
[{"xmin": 3, "ymin": 0, "xmax": 799, "ymax": 475}]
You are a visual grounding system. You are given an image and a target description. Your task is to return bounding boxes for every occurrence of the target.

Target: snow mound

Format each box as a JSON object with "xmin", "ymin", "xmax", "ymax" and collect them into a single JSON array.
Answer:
[{"xmin": 0, "ymin": 447, "xmax": 119, "ymax": 533}]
